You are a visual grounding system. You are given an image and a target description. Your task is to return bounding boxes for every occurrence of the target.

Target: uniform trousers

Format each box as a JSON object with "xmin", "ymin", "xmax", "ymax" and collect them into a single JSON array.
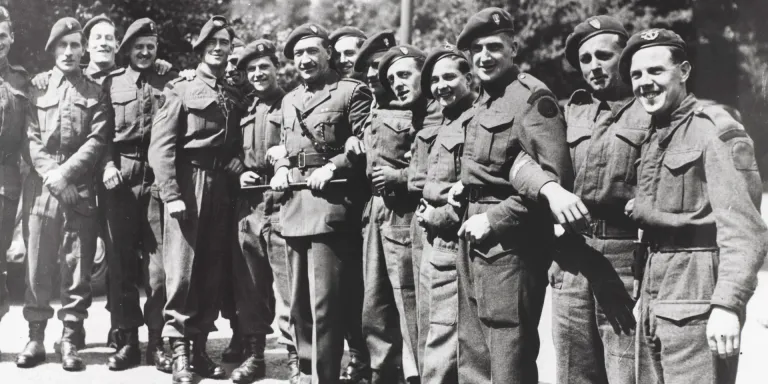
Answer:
[
  {"xmin": 161, "ymin": 163, "xmax": 232, "ymax": 338},
  {"xmin": 22, "ymin": 172, "xmax": 97, "ymax": 322},
  {"xmin": 362, "ymin": 194, "xmax": 420, "ymax": 382},
  {"xmin": 0, "ymin": 193, "xmax": 19, "ymax": 319},
  {"xmin": 102, "ymin": 155, "xmax": 165, "ymax": 331}
]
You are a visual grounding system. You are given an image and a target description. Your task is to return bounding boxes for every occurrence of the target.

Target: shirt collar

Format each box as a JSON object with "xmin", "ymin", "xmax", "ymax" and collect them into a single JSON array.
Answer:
[
  {"xmin": 250, "ymin": 87, "xmax": 285, "ymax": 112},
  {"xmin": 443, "ymin": 92, "xmax": 476, "ymax": 121},
  {"xmin": 50, "ymin": 66, "xmax": 82, "ymax": 88},
  {"xmin": 125, "ymin": 65, "xmax": 145, "ymax": 85},
  {"xmin": 653, "ymin": 93, "xmax": 697, "ymax": 146},
  {"xmin": 196, "ymin": 63, "xmax": 220, "ymax": 89},
  {"xmin": 85, "ymin": 62, "xmax": 116, "ymax": 79},
  {"xmin": 479, "ymin": 65, "xmax": 520, "ymax": 101}
]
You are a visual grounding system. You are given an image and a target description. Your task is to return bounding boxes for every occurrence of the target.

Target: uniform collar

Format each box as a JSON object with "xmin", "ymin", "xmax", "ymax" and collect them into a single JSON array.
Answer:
[
  {"xmin": 125, "ymin": 65, "xmax": 146, "ymax": 85},
  {"xmin": 85, "ymin": 61, "xmax": 117, "ymax": 79},
  {"xmin": 196, "ymin": 63, "xmax": 222, "ymax": 89},
  {"xmin": 592, "ymin": 95, "xmax": 635, "ymax": 121},
  {"xmin": 249, "ymin": 87, "xmax": 285, "ymax": 112},
  {"xmin": 653, "ymin": 93, "xmax": 697, "ymax": 146},
  {"xmin": 442, "ymin": 92, "xmax": 476, "ymax": 121},
  {"xmin": 479, "ymin": 65, "xmax": 520, "ymax": 100},
  {"xmin": 50, "ymin": 66, "xmax": 83, "ymax": 88}
]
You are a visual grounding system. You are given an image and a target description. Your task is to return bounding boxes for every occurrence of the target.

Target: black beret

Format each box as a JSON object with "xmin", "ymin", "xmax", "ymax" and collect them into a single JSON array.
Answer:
[
  {"xmin": 45, "ymin": 17, "xmax": 83, "ymax": 52},
  {"xmin": 619, "ymin": 28, "xmax": 687, "ymax": 84},
  {"xmin": 564, "ymin": 15, "xmax": 628, "ymax": 69},
  {"xmin": 237, "ymin": 39, "xmax": 278, "ymax": 70},
  {"xmin": 457, "ymin": 7, "xmax": 515, "ymax": 50},
  {"xmin": 420, "ymin": 44, "xmax": 467, "ymax": 99},
  {"xmin": 0, "ymin": 6, "xmax": 10, "ymax": 23},
  {"xmin": 118, "ymin": 18, "xmax": 158, "ymax": 53},
  {"xmin": 283, "ymin": 23, "xmax": 330, "ymax": 59},
  {"xmin": 83, "ymin": 14, "xmax": 114, "ymax": 39},
  {"xmin": 377, "ymin": 45, "xmax": 426, "ymax": 94},
  {"xmin": 192, "ymin": 15, "xmax": 232, "ymax": 50},
  {"xmin": 329, "ymin": 26, "xmax": 367, "ymax": 45},
  {"xmin": 353, "ymin": 30, "xmax": 396, "ymax": 73}
]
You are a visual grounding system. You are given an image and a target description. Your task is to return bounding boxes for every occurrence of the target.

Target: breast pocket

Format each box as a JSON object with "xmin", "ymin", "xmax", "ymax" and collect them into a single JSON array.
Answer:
[
  {"xmin": 567, "ymin": 125, "xmax": 591, "ymax": 171},
  {"xmin": 657, "ymin": 149, "xmax": 705, "ymax": 213},
  {"xmin": 312, "ymin": 110, "xmax": 347, "ymax": 151},
  {"xmin": 613, "ymin": 128, "xmax": 647, "ymax": 183},
  {"xmin": 73, "ymin": 96, "xmax": 99, "ymax": 136},
  {"xmin": 186, "ymin": 97, "xmax": 223, "ymax": 134},
  {"xmin": 111, "ymin": 90, "xmax": 138, "ymax": 131},
  {"xmin": 472, "ymin": 115, "xmax": 513, "ymax": 165},
  {"xmin": 381, "ymin": 117, "xmax": 413, "ymax": 156},
  {"xmin": 35, "ymin": 96, "xmax": 59, "ymax": 135},
  {"xmin": 436, "ymin": 136, "xmax": 463, "ymax": 182},
  {"xmin": 240, "ymin": 114, "xmax": 257, "ymax": 149}
]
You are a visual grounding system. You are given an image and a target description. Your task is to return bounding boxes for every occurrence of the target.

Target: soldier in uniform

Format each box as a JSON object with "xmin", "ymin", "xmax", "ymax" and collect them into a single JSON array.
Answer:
[
  {"xmin": 100, "ymin": 18, "xmax": 175, "ymax": 373},
  {"xmin": 18, "ymin": 17, "xmax": 109, "ymax": 371},
  {"xmin": 269, "ymin": 23, "xmax": 372, "ymax": 384},
  {"xmin": 450, "ymin": 8, "xmax": 589, "ymax": 383},
  {"xmin": 0, "ymin": 6, "xmax": 30, "ymax": 353},
  {"xmin": 330, "ymin": 27, "xmax": 367, "ymax": 81},
  {"xmin": 546, "ymin": 15, "xmax": 652, "ymax": 384},
  {"xmin": 353, "ymin": 31, "xmax": 396, "ymax": 108},
  {"xmin": 148, "ymin": 15, "xmax": 245, "ymax": 384},
  {"xmin": 621, "ymin": 28, "xmax": 768, "ymax": 384},
  {"xmin": 228, "ymin": 39, "xmax": 296, "ymax": 384}
]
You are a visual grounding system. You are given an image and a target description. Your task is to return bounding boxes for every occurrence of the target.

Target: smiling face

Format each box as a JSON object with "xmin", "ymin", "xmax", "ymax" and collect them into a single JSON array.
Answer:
[
  {"xmin": 202, "ymin": 28, "xmax": 232, "ymax": 70},
  {"xmin": 365, "ymin": 51, "xmax": 387, "ymax": 97},
  {"xmin": 629, "ymin": 46, "xmax": 690, "ymax": 116},
  {"xmin": 386, "ymin": 57, "xmax": 422, "ymax": 108},
  {"xmin": 129, "ymin": 36, "xmax": 158, "ymax": 70},
  {"xmin": 333, "ymin": 36, "xmax": 362, "ymax": 77},
  {"xmin": 430, "ymin": 56, "xmax": 472, "ymax": 108},
  {"xmin": 293, "ymin": 37, "xmax": 331, "ymax": 84},
  {"xmin": 0, "ymin": 22, "xmax": 14, "ymax": 61},
  {"xmin": 87, "ymin": 22, "xmax": 116, "ymax": 66},
  {"xmin": 578, "ymin": 33, "xmax": 623, "ymax": 95},
  {"xmin": 469, "ymin": 33, "xmax": 517, "ymax": 84},
  {"xmin": 55, "ymin": 32, "xmax": 84, "ymax": 74},
  {"xmin": 246, "ymin": 56, "xmax": 279, "ymax": 95}
]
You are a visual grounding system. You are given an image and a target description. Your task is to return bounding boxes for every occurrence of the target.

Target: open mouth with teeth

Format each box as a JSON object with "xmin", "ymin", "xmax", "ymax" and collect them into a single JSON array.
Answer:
[
  {"xmin": 641, "ymin": 90, "xmax": 662, "ymax": 100},
  {"xmin": 396, "ymin": 90, "xmax": 410, "ymax": 100}
]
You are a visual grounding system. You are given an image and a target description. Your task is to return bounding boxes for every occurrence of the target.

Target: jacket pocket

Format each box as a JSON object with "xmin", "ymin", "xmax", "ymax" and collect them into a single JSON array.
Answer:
[
  {"xmin": 35, "ymin": 95, "xmax": 59, "ymax": 135},
  {"xmin": 313, "ymin": 110, "xmax": 346, "ymax": 151},
  {"xmin": 382, "ymin": 224, "xmax": 413, "ymax": 290},
  {"xmin": 111, "ymin": 90, "xmax": 139, "ymax": 131},
  {"xmin": 472, "ymin": 114, "xmax": 513, "ymax": 165},
  {"xmin": 613, "ymin": 128, "xmax": 647, "ymax": 183},
  {"xmin": 186, "ymin": 96, "xmax": 221, "ymax": 134},
  {"xmin": 657, "ymin": 149, "xmax": 704, "ymax": 213},
  {"xmin": 428, "ymin": 265, "xmax": 458, "ymax": 326},
  {"xmin": 240, "ymin": 114, "xmax": 257, "ymax": 149}
]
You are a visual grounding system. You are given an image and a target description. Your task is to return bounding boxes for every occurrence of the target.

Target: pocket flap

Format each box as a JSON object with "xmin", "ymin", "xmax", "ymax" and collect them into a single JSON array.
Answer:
[
  {"xmin": 654, "ymin": 301, "xmax": 710, "ymax": 322},
  {"xmin": 567, "ymin": 125, "xmax": 591, "ymax": 145},
  {"xmin": 417, "ymin": 128, "xmax": 438, "ymax": 142},
  {"xmin": 615, "ymin": 128, "xmax": 647, "ymax": 148},
  {"xmin": 383, "ymin": 119, "xmax": 411, "ymax": 133},
  {"xmin": 186, "ymin": 96, "xmax": 217, "ymax": 110},
  {"xmin": 383, "ymin": 227, "xmax": 412, "ymax": 246},
  {"xmin": 663, "ymin": 150, "xmax": 702, "ymax": 171},
  {"xmin": 36, "ymin": 95, "xmax": 59, "ymax": 109},
  {"xmin": 74, "ymin": 97, "xmax": 98, "ymax": 109},
  {"xmin": 440, "ymin": 135, "xmax": 463, "ymax": 152},
  {"xmin": 111, "ymin": 91, "xmax": 137, "ymax": 105},
  {"xmin": 478, "ymin": 114, "xmax": 514, "ymax": 132},
  {"xmin": 240, "ymin": 114, "xmax": 256, "ymax": 127}
]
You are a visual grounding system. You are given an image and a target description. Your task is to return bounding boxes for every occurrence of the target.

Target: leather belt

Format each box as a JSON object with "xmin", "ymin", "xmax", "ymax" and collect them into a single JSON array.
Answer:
[
  {"xmin": 182, "ymin": 150, "xmax": 229, "ymax": 171},
  {"xmin": 647, "ymin": 226, "xmax": 718, "ymax": 252},
  {"xmin": 467, "ymin": 185, "xmax": 513, "ymax": 203},
  {"xmin": 288, "ymin": 152, "xmax": 336, "ymax": 170},
  {"xmin": 582, "ymin": 219, "xmax": 637, "ymax": 239},
  {"xmin": 115, "ymin": 142, "xmax": 149, "ymax": 159}
]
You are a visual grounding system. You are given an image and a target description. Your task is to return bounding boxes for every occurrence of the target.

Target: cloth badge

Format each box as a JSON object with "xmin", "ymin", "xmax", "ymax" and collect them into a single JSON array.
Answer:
[
  {"xmin": 384, "ymin": 38, "xmax": 390, "ymax": 47},
  {"xmin": 640, "ymin": 30, "xmax": 659, "ymax": 41},
  {"xmin": 258, "ymin": 44, "xmax": 264, "ymax": 52},
  {"xmin": 589, "ymin": 19, "xmax": 601, "ymax": 29}
]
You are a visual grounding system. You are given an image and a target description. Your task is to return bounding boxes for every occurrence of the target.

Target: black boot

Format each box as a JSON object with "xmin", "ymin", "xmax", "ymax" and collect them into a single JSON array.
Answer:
[
  {"xmin": 107, "ymin": 328, "xmax": 140, "ymax": 370},
  {"xmin": 147, "ymin": 329, "xmax": 172, "ymax": 374},
  {"xmin": 231, "ymin": 334, "xmax": 266, "ymax": 383},
  {"xmin": 340, "ymin": 353, "xmax": 371, "ymax": 384},
  {"xmin": 16, "ymin": 321, "xmax": 47, "ymax": 368},
  {"xmin": 60, "ymin": 321, "xmax": 85, "ymax": 371},
  {"xmin": 191, "ymin": 333, "xmax": 226, "ymax": 379},
  {"xmin": 171, "ymin": 338, "xmax": 194, "ymax": 384},
  {"xmin": 287, "ymin": 346, "xmax": 301, "ymax": 384},
  {"xmin": 221, "ymin": 318, "xmax": 244, "ymax": 363},
  {"xmin": 107, "ymin": 326, "xmax": 123, "ymax": 349}
]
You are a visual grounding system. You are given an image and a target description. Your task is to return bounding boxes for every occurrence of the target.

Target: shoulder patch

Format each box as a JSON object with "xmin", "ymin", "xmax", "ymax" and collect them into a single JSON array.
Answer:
[
  {"xmin": 695, "ymin": 103, "xmax": 747, "ymax": 142},
  {"xmin": 537, "ymin": 97, "xmax": 559, "ymax": 118},
  {"xmin": 732, "ymin": 141, "xmax": 758, "ymax": 171},
  {"xmin": 527, "ymin": 88, "xmax": 557, "ymax": 105},
  {"xmin": 568, "ymin": 89, "xmax": 592, "ymax": 105}
]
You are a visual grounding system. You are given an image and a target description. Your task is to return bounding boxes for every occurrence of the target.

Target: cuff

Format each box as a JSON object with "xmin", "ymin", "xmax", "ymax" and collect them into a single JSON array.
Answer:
[
  {"xmin": 485, "ymin": 204, "xmax": 521, "ymax": 236},
  {"xmin": 514, "ymin": 167, "xmax": 556, "ymax": 202},
  {"xmin": 711, "ymin": 280, "xmax": 751, "ymax": 315}
]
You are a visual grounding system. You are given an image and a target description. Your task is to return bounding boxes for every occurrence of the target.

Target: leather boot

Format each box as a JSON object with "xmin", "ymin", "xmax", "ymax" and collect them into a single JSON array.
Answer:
[
  {"xmin": 171, "ymin": 338, "xmax": 194, "ymax": 384},
  {"xmin": 287, "ymin": 346, "xmax": 301, "ymax": 384},
  {"xmin": 340, "ymin": 353, "xmax": 372, "ymax": 383},
  {"xmin": 221, "ymin": 318, "xmax": 243, "ymax": 363},
  {"xmin": 191, "ymin": 333, "xmax": 226, "ymax": 379},
  {"xmin": 231, "ymin": 334, "xmax": 266, "ymax": 383},
  {"xmin": 16, "ymin": 321, "xmax": 47, "ymax": 368},
  {"xmin": 147, "ymin": 329, "xmax": 172, "ymax": 374},
  {"xmin": 107, "ymin": 326, "xmax": 123, "ymax": 349},
  {"xmin": 107, "ymin": 328, "xmax": 140, "ymax": 370},
  {"xmin": 60, "ymin": 321, "xmax": 85, "ymax": 371}
]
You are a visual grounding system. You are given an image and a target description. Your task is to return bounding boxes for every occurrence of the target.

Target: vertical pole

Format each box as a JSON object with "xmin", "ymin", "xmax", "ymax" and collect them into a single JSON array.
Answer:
[{"xmin": 400, "ymin": 0, "xmax": 413, "ymax": 44}]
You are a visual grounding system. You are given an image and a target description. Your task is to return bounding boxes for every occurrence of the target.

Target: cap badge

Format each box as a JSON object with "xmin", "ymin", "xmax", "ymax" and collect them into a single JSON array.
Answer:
[
  {"xmin": 310, "ymin": 25, "xmax": 318, "ymax": 34},
  {"xmin": 444, "ymin": 43, "xmax": 455, "ymax": 50},
  {"xmin": 258, "ymin": 44, "xmax": 265, "ymax": 52},
  {"xmin": 492, "ymin": 14, "xmax": 501, "ymax": 25},
  {"xmin": 400, "ymin": 47, "xmax": 408, "ymax": 55},
  {"xmin": 66, "ymin": 21, "xmax": 73, "ymax": 30},
  {"xmin": 384, "ymin": 38, "xmax": 390, "ymax": 47},
  {"xmin": 150, "ymin": 23, "xmax": 155, "ymax": 31},
  {"xmin": 589, "ymin": 19, "xmax": 601, "ymax": 29},
  {"xmin": 640, "ymin": 29, "xmax": 659, "ymax": 41},
  {"xmin": 213, "ymin": 19, "xmax": 224, "ymax": 27}
]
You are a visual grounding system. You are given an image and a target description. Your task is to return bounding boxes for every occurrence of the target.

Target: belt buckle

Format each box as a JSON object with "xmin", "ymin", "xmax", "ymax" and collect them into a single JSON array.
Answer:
[
  {"xmin": 469, "ymin": 186, "xmax": 480, "ymax": 202},
  {"xmin": 298, "ymin": 152, "xmax": 306, "ymax": 169}
]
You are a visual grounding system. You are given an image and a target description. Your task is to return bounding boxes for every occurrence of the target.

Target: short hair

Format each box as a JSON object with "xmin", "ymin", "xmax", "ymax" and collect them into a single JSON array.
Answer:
[{"xmin": 668, "ymin": 46, "xmax": 688, "ymax": 65}]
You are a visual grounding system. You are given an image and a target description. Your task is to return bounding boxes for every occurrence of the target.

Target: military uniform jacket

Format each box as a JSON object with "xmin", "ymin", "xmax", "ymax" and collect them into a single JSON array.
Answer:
[
  {"xmin": 566, "ymin": 91, "xmax": 651, "ymax": 215},
  {"xmin": 148, "ymin": 64, "xmax": 244, "ymax": 203},
  {"xmin": 406, "ymin": 99, "xmax": 443, "ymax": 193},
  {"xmin": 0, "ymin": 72, "xmax": 31, "ymax": 201},
  {"xmin": 273, "ymin": 71, "xmax": 372, "ymax": 236},
  {"xmin": 461, "ymin": 68, "xmax": 572, "ymax": 234},
  {"xmin": 633, "ymin": 94, "xmax": 768, "ymax": 313},
  {"xmin": 240, "ymin": 88, "xmax": 285, "ymax": 174},
  {"xmin": 27, "ymin": 68, "xmax": 108, "ymax": 184},
  {"xmin": 0, "ymin": 59, "xmax": 30, "ymax": 92}
]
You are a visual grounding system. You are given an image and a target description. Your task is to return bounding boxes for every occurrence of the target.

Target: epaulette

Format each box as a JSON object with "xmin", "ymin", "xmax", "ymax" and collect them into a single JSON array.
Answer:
[
  {"xmin": 8, "ymin": 63, "xmax": 28, "ymax": 76},
  {"xmin": 104, "ymin": 66, "xmax": 126, "ymax": 80},
  {"xmin": 693, "ymin": 103, "xmax": 747, "ymax": 142},
  {"xmin": 567, "ymin": 89, "xmax": 593, "ymax": 106}
]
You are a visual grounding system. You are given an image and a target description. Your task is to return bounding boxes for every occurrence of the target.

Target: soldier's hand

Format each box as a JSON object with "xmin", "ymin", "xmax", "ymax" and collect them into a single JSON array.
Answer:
[
  {"xmin": 344, "ymin": 136, "xmax": 366, "ymax": 156},
  {"xmin": 225, "ymin": 158, "xmax": 245, "ymax": 175},
  {"xmin": 458, "ymin": 213, "xmax": 492, "ymax": 244},
  {"xmin": 240, "ymin": 171, "xmax": 261, "ymax": 188},
  {"xmin": 372, "ymin": 166, "xmax": 400, "ymax": 191},
  {"xmin": 307, "ymin": 164, "xmax": 334, "ymax": 190},
  {"xmin": 31, "ymin": 71, "xmax": 52, "ymax": 90},
  {"xmin": 624, "ymin": 198, "xmax": 635, "ymax": 218},
  {"xmin": 270, "ymin": 167, "xmax": 292, "ymax": 191},
  {"xmin": 707, "ymin": 306, "xmax": 741, "ymax": 359},
  {"xmin": 447, "ymin": 181, "xmax": 465, "ymax": 208},
  {"xmin": 43, "ymin": 170, "xmax": 69, "ymax": 195},
  {"xmin": 167, "ymin": 199, "xmax": 187, "ymax": 220},
  {"xmin": 265, "ymin": 145, "xmax": 288, "ymax": 165},
  {"xmin": 415, "ymin": 201, "xmax": 436, "ymax": 229},
  {"xmin": 539, "ymin": 182, "xmax": 591, "ymax": 233},
  {"xmin": 404, "ymin": 150, "xmax": 412, "ymax": 160},
  {"xmin": 154, "ymin": 59, "xmax": 173, "ymax": 76},
  {"xmin": 179, "ymin": 69, "xmax": 196, "ymax": 81},
  {"xmin": 58, "ymin": 184, "xmax": 79, "ymax": 205},
  {"xmin": 103, "ymin": 166, "xmax": 123, "ymax": 190}
]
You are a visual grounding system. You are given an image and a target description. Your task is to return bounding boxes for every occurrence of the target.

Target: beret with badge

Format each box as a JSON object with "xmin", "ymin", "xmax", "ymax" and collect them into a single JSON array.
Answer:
[
  {"xmin": 619, "ymin": 28, "xmax": 687, "ymax": 83},
  {"xmin": 83, "ymin": 14, "xmax": 114, "ymax": 39},
  {"xmin": 45, "ymin": 17, "xmax": 83, "ymax": 52},
  {"xmin": 237, "ymin": 39, "xmax": 278, "ymax": 70},
  {"xmin": 118, "ymin": 18, "xmax": 158, "ymax": 53},
  {"xmin": 456, "ymin": 7, "xmax": 515, "ymax": 51},
  {"xmin": 564, "ymin": 15, "xmax": 628, "ymax": 69},
  {"xmin": 420, "ymin": 44, "xmax": 468, "ymax": 99},
  {"xmin": 192, "ymin": 15, "xmax": 233, "ymax": 50},
  {"xmin": 353, "ymin": 31, "xmax": 396, "ymax": 73},
  {"xmin": 377, "ymin": 44, "xmax": 426, "ymax": 94},
  {"xmin": 329, "ymin": 26, "xmax": 367, "ymax": 46},
  {"xmin": 283, "ymin": 23, "xmax": 330, "ymax": 60}
]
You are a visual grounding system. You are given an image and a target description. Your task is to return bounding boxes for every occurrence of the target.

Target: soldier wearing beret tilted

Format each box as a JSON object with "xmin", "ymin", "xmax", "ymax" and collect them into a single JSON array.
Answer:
[
  {"xmin": 330, "ymin": 26, "xmax": 367, "ymax": 81},
  {"xmin": 18, "ymin": 17, "xmax": 110, "ymax": 372},
  {"xmin": 622, "ymin": 28, "xmax": 768, "ymax": 383},
  {"xmin": 148, "ymin": 15, "xmax": 245, "ymax": 384},
  {"xmin": 99, "ymin": 17, "xmax": 176, "ymax": 373}
]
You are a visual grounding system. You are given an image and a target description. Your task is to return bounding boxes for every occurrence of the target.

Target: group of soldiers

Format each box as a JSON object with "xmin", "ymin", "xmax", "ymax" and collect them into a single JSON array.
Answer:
[{"xmin": 0, "ymin": 4, "xmax": 765, "ymax": 384}]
